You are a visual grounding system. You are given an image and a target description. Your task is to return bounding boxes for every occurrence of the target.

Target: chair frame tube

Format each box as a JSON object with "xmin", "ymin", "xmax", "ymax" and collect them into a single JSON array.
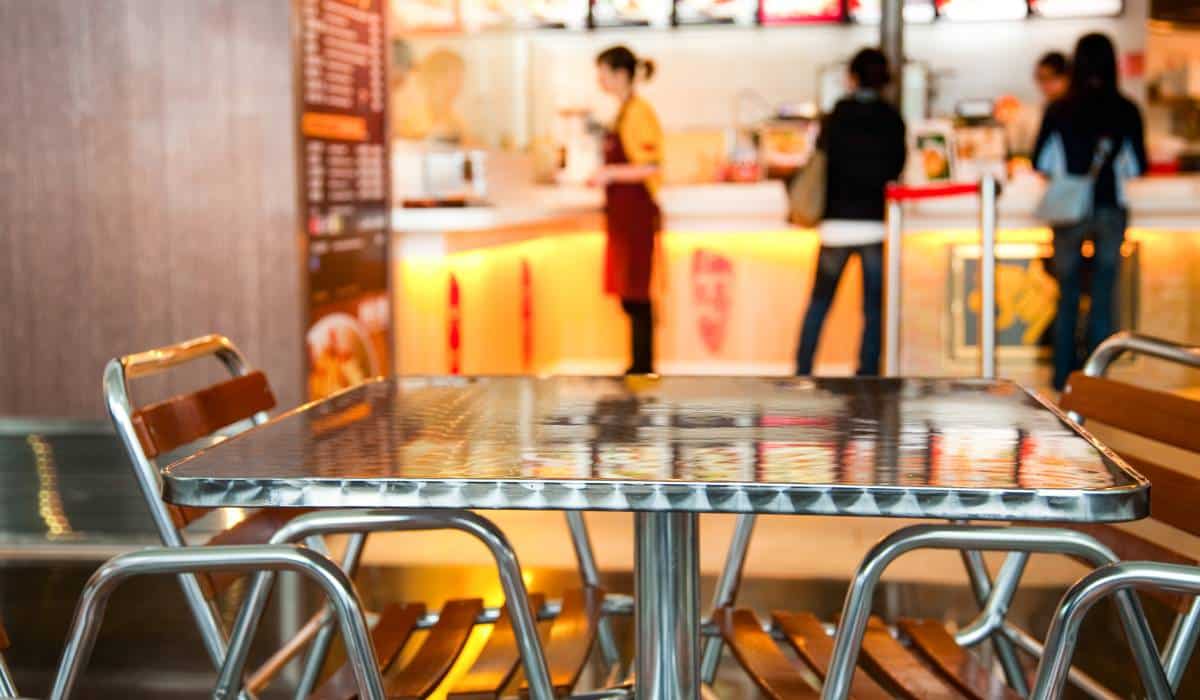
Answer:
[
  {"xmin": 213, "ymin": 510, "xmax": 555, "ymax": 700},
  {"xmin": 48, "ymin": 545, "xmax": 385, "ymax": 700},
  {"xmin": 103, "ymin": 340, "xmax": 263, "ymax": 683},
  {"xmin": 0, "ymin": 655, "xmax": 16, "ymax": 698},
  {"xmin": 819, "ymin": 524, "xmax": 1172, "ymax": 700},
  {"xmin": 1032, "ymin": 562, "xmax": 1200, "ymax": 699}
]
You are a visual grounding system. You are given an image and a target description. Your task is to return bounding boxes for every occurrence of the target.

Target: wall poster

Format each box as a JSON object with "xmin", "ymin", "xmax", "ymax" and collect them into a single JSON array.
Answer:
[
  {"xmin": 295, "ymin": 0, "xmax": 392, "ymax": 400},
  {"xmin": 948, "ymin": 241, "xmax": 1139, "ymax": 362}
]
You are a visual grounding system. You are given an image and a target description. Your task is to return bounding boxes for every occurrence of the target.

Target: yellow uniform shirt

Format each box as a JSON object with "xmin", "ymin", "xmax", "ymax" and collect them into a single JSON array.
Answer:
[{"xmin": 618, "ymin": 96, "xmax": 663, "ymax": 198}]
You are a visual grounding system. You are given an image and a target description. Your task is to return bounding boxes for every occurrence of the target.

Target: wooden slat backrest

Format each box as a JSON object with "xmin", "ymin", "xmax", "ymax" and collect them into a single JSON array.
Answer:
[
  {"xmin": 715, "ymin": 608, "xmax": 819, "ymax": 700},
  {"xmin": 771, "ymin": 611, "xmax": 892, "ymax": 700},
  {"xmin": 309, "ymin": 603, "xmax": 424, "ymax": 700},
  {"xmin": 448, "ymin": 593, "xmax": 546, "ymax": 700},
  {"xmin": 899, "ymin": 619, "xmax": 1021, "ymax": 700},
  {"xmin": 1061, "ymin": 373, "xmax": 1200, "ymax": 454},
  {"xmin": 520, "ymin": 587, "xmax": 604, "ymax": 697},
  {"xmin": 388, "ymin": 599, "xmax": 484, "ymax": 700},
  {"xmin": 0, "ymin": 615, "xmax": 9, "ymax": 651},
  {"xmin": 1061, "ymin": 372, "xmax": 1200, "ymax": 540},
  {"xmin": 857, "ymin": 617, "xmax": 964, "ymax": 700},
  {"xmin": 129, "ymin": 370, "xmax": 275, "ymax": 460}
]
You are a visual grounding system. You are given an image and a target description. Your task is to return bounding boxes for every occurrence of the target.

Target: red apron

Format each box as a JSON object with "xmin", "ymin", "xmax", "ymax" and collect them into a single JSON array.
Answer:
[{"xmin": 603, "ymin": 116, "xmax": 661, "ymax": 302}]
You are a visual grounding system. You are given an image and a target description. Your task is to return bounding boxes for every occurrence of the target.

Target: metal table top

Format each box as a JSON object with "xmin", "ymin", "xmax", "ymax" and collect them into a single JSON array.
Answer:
[{"xmin": 162, "ymin": 376, "xmax": 1148, "ymax": 522}]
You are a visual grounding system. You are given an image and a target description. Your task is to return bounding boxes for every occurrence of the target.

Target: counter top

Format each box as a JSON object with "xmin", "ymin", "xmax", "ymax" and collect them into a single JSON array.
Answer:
[{"xmin": 392, "ymin": 156, "xmax": 1200, "ymax": 238}]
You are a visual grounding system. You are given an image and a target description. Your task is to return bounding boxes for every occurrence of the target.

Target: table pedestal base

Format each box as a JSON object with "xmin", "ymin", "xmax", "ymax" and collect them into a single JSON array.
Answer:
[{"xmin": 634, "ymin": 512, "xmax": 700, "ymax": 700}]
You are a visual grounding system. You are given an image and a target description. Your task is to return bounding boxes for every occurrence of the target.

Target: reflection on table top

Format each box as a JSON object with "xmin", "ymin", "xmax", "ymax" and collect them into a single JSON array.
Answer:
[{"xmin": 163, "ymin": 376, "xmax": 1148, "ymax": 522}]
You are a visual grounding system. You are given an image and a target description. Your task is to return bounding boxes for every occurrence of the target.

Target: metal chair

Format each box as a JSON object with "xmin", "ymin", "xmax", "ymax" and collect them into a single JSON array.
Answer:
[
  {"xmin": 102, "ymin": 336, "xmax": 585, "ymax": 696},
  {"xmin": 708, "ymin": 332, "xmax": 1200, "ymax": 700},
  {"xmin": 1, "ymin": 545, "xmax": 385, "ymax": 700}
]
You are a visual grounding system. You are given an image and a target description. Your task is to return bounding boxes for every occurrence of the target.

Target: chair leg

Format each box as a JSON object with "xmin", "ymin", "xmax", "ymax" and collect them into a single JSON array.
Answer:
[
  {"xmin": 701, "ymin": 513, "xmax": 756, "ymax": 684},
  {"xmin": 957, "ymin": 550, "xmax": 1030, "ymax": 696},
  {"xmin": 566, "ymin": 511, "xmax": 622, "ymax": 675},
  {"xmin": 1033, "ymin": 562, "xmax": 1200, "ymax": 699},
  {"xmin": 292, "ymin": 532, "xmax": 370, "ymax": 699},
  {"xmin": 48, "ymin": 545, "xmax": 385, "ymax": 700},
  {"xmin": 820, "ymin": 524, "xmax": 1172, "ymax": 700},
  {"xmin": 213, "ymin": 509, "xmax": 555, "ymax": 700}
]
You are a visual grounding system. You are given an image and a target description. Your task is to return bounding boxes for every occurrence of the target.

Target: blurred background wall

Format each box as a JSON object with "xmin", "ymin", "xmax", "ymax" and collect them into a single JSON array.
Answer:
[{"xmin": 0, "ymin": 0, "xmax": 304, "ymax": 417}]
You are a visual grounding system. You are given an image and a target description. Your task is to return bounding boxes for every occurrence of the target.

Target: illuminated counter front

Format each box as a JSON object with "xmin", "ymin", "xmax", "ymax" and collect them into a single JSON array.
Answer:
[{"xmin": 393, "ymin": 176, "xmax": 1200, "ymax": 389}]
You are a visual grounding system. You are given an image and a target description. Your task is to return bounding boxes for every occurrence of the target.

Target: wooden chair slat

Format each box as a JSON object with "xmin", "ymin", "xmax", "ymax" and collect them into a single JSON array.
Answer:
[
  {"xmin": 520, "ymin": 587, "xmax": 604, "ymax": 697},
  {"xmin": 1123, "ymin": 454, "xmax": 1200, "ymax": 539},
  {"xmin": 1061, "ymin": 373, "xmax": 1200, "ymax": 454},
  {"xmin": 310, "ymin": 603, "xmax": 424, "ymax": 700},
  {"xmin": 716, "ymin": 608, "xmax": 818, "ymax": 700},
  {"xmin": 899, "ymin": 619, "xmax": 1020, "ymax": 700},
  {"xmin": 772, "ymin": 611, "xmax": 892, "ymax": 700},
  {"xmin": 447, "ymin": 594, "xmax": 545, "ymax": 700},
  {"xmin": 858, "ymin": 617, "xmax": 966, "ymax": 700},
  {"xmin": 130, "ymin": 370, "xmax": 275, "ymax": 459},
  {"xmin": 0, "ymin": 615, "xmax": 9, "ymax": 651},
  {"xmin": 388, "ymin": 598, "xmax": 484, "ymax": 699},
  {"xmin": 201, "ymin": 508, "xmax": 310, "ymax": 599}
]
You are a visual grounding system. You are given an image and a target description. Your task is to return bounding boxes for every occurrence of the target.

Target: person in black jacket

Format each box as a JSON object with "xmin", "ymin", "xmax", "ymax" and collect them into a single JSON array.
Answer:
[
  {"xmin": 795, "ymin": 48, "xmax": 907, "ymax": 376},
  {"xmin": 1033, "ymin": 33, "xmax": 1147, "ymax": 390}
]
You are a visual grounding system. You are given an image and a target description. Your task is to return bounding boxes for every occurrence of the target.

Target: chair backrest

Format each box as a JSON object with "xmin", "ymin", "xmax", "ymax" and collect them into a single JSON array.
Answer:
[
  {"xmin": 105, "ymin": 335, "xmax": 275, "ymax": 527},
  {"xmin": 104, "ymin": 336, "xmax": 277, "ymax": 587},
  {"xmin": 1061, "ymin": 372, "xmax": 1200, "ymax": 540}
]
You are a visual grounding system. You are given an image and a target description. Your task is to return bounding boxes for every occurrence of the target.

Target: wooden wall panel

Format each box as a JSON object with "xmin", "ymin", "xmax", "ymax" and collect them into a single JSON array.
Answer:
[{"xmin": 0, "ymin": 0, "xmax": 303, "ymax": 417}]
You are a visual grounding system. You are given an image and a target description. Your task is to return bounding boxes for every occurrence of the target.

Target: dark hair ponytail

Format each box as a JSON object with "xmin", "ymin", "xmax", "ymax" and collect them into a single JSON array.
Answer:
[
  {"xmin": 597, "ymin": 45, "xmax": 654, "ymax": 83},
  {"xmin": 639, "ymin": 58, "xmax": 655, "ymax": 82}
]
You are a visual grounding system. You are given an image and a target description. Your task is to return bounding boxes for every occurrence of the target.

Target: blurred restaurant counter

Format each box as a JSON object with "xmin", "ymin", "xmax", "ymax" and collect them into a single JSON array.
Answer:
[{"xmin": 392, "ymin": 165, "xmax": 1200, "ymax": 390}]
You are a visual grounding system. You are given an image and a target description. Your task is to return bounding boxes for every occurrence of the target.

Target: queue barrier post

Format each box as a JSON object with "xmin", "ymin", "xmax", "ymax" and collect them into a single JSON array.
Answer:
[{"xmin": 882, "ymin": 178, "xmax": 1000, "ymax": 379}]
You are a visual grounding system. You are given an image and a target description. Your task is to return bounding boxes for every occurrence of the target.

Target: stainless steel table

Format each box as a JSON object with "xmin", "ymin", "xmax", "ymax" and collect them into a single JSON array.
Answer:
[{"xmin": 162, "ymin": 376, "xmax": 1149, "ymax": 699}]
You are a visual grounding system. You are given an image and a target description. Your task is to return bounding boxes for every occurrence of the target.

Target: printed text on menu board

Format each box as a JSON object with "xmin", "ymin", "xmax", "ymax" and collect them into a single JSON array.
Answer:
[{"xmin": 300, "ymin": 0, "xmax": 388, "ymax": 238}]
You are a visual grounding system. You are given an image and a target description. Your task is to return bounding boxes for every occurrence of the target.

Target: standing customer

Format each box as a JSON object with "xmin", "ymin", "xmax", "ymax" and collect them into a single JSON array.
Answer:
[
  {"xmin": 1034, "ymin": 33, "xmax": 1147, "ymax": 390},
  {"xmin": 794, "ymin": 48, "xmax": 906, "ymax": 376},
  {"xmin": 590, "ymin": 45, "xmax": 663, "ymax": 375}
]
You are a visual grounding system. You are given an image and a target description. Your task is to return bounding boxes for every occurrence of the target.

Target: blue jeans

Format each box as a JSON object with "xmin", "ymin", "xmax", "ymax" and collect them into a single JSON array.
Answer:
[
  {"xmin": 1051, "ymin": 206, "xmax": 1128, "ymax": 390},
  {"xmin": 795, "ymin": 243, "xmax": 884, "ymax": 376}
]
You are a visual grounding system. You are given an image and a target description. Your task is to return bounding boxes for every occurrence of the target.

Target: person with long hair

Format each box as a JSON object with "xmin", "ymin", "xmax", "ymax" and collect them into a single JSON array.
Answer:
[
  {"xmin": 794, "ymin": 48, "xmax": 906, "ymax": 376},
  {"xmin": 1034, "ymin": 33, "xmax": 1147, "ymax": 390},
  {"xmin": 590, "ymin": 45, "xmax": 663, "ymax": 375}
]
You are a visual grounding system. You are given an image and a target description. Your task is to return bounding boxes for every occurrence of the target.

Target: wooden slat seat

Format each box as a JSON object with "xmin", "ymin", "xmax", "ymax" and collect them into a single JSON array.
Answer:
[
  {"xmin": 858, "ymin": 616, "xmax": 966, "ymax": 700},
  {"xmin": 715, "ymin": 608, "xmax": 819, "ymax": 699},
  {"xmin": 898, "ymin": 619, "xmax": 1021, "ymax": 700},
  {"xmin": 448, "ymin": 594, "xmax": 546, "ymax": 700},
  {"xmin": 520, "ymin": 587, "xmax": 604, "ymax": 697},
  {"xmin": 388, "ymin": 599, "xmax": 485, "ymax": 700},
  {"xmin": 772, "ymin": 611, "xmax": 892, "ymax": 700},
  {"xmin": 310, "ymin": 603, "xmax": 424, "ymax": 700}
]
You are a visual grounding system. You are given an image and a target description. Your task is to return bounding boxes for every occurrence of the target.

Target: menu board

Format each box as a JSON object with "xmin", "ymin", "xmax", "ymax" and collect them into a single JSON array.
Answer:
[
  {"xmin": 296, "ymin": 0, "xmax": 392, "ymax": 400},
  {"xmin": 758, "ymin": 0, "xmax": 843, "ymax": 25},
  {"xmin": 530, "ymin": 0, "xmax": 591, "ymax": 27},
  {"xmin": 674, "ymin": 0, "xmax": 758, "ymax": 25},
  {"xmin": 848, "ymin": 0, "xmax": 935, "ymax": 23},
  {"xmin": 591, "ymin": 0, "xmax": 673, "ymax": 27},
  {"xmin": 1029, "ymin": 0, "xmax": 1122, "ymax": 18},
  {"xmin": 935, "ymin": 0, "xmax": 1027, "ymax": 21}
]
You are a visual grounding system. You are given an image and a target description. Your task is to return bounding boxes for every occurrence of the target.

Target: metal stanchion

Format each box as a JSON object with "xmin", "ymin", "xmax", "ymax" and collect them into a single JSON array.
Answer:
[
  {"xmin": 883, "ymin": 197, "xmax": 905, "ymax": 377},
  {"xmin": 978, "ymin": 174, "xmax": 999, "ymax": 379}
]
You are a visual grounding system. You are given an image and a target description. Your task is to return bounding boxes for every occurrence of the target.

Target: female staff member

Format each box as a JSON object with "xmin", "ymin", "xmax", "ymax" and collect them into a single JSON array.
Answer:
[
  {"xmin": 1034, "ymin": 33, "xmax": 1147, "ymax": 390},
  {"xmin": 590, "ymin": 46, "xmax": 663, "ymax": 375}
]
